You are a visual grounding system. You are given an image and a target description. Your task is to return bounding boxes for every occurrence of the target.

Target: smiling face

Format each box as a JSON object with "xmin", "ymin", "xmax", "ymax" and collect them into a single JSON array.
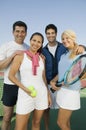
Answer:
[
  {"xmin": 61, "ymin": 34, "xmax": 75, "ymax": 49},
  {"xmin": 46, "ymin": 29, "xmax": 57, "ymax": 45},
  {"xmin": 61, "ymin": 30, "xmax": 76, "ymax": 50},
  {"xmin": 13, "ymin": 26, "xmax": 27, "ymax": 44},
  {"xmin": 30, "ymin": 34, "xmax": 43, "ymax": 53}
]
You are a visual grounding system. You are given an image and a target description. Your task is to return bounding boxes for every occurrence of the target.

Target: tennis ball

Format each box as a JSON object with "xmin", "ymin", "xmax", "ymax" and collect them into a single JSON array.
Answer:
[
  {"xmin": 31, "ymin": 90, "xmax": 37, "ymax": 97},
  {"xmin": 28, "ymin": 86, "xmax": 34, "ymax": 92}
]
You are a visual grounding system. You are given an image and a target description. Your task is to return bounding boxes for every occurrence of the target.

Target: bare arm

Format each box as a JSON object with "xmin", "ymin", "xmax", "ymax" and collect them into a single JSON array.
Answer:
[
  {"xmin": 8, "ymin": 54, "xmax": 31, "ymax": 95},
  {"xmin": 0, "ymin": 55, "xmax": 15, "ymax": 70},
  {"xmin": 75, "ymin": 45, "xmax": 86, "ymax": 55},
  {"xmin": 42, "ymin": 58, "xmax": 48, "ymax": 89},
  {"xmin": 0, "ymin": 50, "xmax": 23, "ymax": 70},
  {"xmin": 42, "ymin": 59, "xmax": 52, "ymax": 106},
  {"xmin": 79, "ymin": 45, "xmax": 86, "ymax": 51},
  {"xmin": 50, "ymin": 75, "xmax": 61, "ymax": 91}
]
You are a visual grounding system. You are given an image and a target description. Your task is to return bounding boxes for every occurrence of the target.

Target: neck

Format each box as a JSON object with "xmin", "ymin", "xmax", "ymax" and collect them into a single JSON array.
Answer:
[
  {"xmin": 15, "ymin": 40, "xmax": 23, "ymax": 45},
  {"xmin": 48, "ymin": 41, "xmax": 57, "ymax": 47},
  {"xmin": 29, "ymin": 49, "xmax": 37, "ymax": 55}
]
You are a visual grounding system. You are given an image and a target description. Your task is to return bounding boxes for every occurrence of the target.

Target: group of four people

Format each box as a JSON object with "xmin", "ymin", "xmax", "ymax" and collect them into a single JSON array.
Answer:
[{"xmin": 0, "ymin": 21, "xmax": 86, "ymax": 130}]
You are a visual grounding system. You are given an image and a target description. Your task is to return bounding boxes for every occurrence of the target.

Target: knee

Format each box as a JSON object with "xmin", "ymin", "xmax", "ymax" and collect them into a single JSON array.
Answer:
[
  {"xmin": 32, "ymin": 119, "xmax": 40, "ymax": 128},
  {"xmin": 57, "ymin": 119, "xmax": 61, "ymax": 128},
  {"xmin": 57, "ymin": 120, "xmax": 68, "ymax": 130},
  {"xmin": 3, "ymin": 113, "xmax": 12, "ymax": 122}
]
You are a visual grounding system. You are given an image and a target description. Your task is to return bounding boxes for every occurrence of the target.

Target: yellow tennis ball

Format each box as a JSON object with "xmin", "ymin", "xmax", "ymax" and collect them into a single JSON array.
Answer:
[
  {"xmin": 31, "ymin": 90, "xmax": 37, "ymax": 97},
  {"xmin": 28, "ymin": 86, "xmax": 34, "ymax": 92}
]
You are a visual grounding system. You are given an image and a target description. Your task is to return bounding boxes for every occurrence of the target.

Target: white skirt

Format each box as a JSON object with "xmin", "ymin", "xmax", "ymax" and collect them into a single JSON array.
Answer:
[
  {"xmin": 56, "ymin": 88, "xmax": 80, "ymax": 110},
  {"xmin": 16, "ymin": 86, "xmax": 48, "ymax": 114}
]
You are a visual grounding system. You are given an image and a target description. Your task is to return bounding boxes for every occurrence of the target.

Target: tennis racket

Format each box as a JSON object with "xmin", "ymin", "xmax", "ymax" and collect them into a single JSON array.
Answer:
[{"xmin": 51, "ymin": 54, "xmax": 86, "ymax": 93}]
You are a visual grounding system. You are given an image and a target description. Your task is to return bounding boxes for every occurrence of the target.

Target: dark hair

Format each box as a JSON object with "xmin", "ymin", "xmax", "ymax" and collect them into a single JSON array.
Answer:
[
  {"xmin": 45, "ymin": 24, "xmax": 57, "ymax": 34},
  {"xmin": 30, "ymin": 32, "xmax": 44, "ymax": 53},
  {"xmin": 13, "ymin": 21, "xmax": 27, "ymax": 32},
  {"xmin": 30, "ymin": 32, "xmax": 44, "ymax": 44}
]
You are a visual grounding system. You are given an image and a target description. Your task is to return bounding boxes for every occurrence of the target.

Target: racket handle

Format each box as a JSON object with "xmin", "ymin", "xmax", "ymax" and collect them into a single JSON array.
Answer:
[
  {"xmin": 56, "ymin": 82, "xmax": 62, "ymax": 87},
  {"xmin": 50, "ymin": 82, "xmax": 62, "ymax": 93},
  {"xmin": 50, "ymin": 88, "xmax": 56, "ymax": 93}
]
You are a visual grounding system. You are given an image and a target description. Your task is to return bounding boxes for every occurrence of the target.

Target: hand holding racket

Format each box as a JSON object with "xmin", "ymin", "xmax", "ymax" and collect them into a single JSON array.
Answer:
[
  {"xmin": 50, "ymin": 81, "xmax": 62, "ymax": 93},
  {"xmin": 51, "ymin": 54, "xmax": 86, "ymax": 93}
]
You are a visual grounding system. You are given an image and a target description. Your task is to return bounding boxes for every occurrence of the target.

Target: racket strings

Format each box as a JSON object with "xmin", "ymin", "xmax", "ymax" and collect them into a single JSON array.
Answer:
[
  {"xmin": 72, "ymin": 60, "xmax": 82, "ymax": 78},
  {"xmin": 66, "ymin": 57, "xmax": 86, "ymax": 84},
  {"xmin": 66, "ymin": 60, "xmax": 82, "ymax": 83}
]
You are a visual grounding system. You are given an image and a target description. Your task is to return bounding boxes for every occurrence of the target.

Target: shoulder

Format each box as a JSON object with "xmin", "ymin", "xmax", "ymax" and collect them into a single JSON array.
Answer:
[
  {"xmin": 23, "ymin": 43, "xmax": 29, "ymax": 49},
  {"xmin": 58, "ymin": 42, "xmax": 66, "ymax": 51},
  {"xmin": 39, "ymin": 54, "xmax": 46, "ymax": 63},
  {"xmin": 0, "ymin": 41, "xmax": 17, "ymax": 49},
  {"xmin": 0, "ymin": 41, "xmax": 14, "ymax": 55},
  {"xmin": 0, "ymin": 41, "xmax": 12, "ymax": 48},
  {"xmin": 13, "ymin": 53, "xmax": 24, "ymax": 63},
  {"xmin": 55, "ymin": 42, "xmax": 68, "ymax": 58}
]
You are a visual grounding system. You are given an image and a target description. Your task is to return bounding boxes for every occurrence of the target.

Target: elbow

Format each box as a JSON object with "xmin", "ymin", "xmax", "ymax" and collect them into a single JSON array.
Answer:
[
  {"xmin": 8, "ymin": 74, "xmax": 11, "ymax": 81},
  {"xmin": 8, "ymin": 73, "xmax": 13, "ymax": 82},
  {"xmin": 8, "ymin": 72, "xmax": 16, "ymax": 84},
  {"xmin": 0, "ymin": 65, "xmax": 4, "ymax": 70}
]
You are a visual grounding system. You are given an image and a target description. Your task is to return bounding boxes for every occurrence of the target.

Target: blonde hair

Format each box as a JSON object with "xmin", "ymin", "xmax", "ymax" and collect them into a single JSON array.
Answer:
[
  {"xmin": 61, "ymin": 30, "xmax": 77, "ymax": 43},
  {"xmin": 61, "ymin": 30, "xmax": 79, "ymax": 59}
]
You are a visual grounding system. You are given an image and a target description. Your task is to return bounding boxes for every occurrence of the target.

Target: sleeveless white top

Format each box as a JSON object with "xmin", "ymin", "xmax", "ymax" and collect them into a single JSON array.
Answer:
[{"xmin": 19, "ymin": 53, "xmax": 47, "ymax": 91}]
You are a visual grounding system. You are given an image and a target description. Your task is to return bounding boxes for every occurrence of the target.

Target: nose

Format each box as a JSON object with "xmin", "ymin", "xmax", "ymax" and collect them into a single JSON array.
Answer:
[{"xmin": 18, "ymin": 32, "xmax": 22, "ymax": 36}]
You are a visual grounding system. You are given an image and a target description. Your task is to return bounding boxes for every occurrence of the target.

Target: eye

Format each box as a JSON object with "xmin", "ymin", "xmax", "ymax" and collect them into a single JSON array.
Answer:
[
  {"xmin": 46, "ymin": 32, "xmax": 55, "ymax": 35},
  {"xmin": 32, "ymin": 39, "xmax": 36, "ymax": 42}
]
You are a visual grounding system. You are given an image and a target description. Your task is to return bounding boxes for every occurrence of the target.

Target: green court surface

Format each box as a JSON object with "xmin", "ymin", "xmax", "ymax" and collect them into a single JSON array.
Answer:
[
  {"xmin": 0, "ymin": 77, "xmax": 86, "ymax": 130},
  {"xmin": 0, "ymin": 102, "xmax": 86, "ymax": 130}
]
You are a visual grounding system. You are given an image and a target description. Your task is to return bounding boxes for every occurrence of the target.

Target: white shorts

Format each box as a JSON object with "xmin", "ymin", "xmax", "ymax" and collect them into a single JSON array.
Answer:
[
  {"xmin": 56, "ymin": 88, "xmax": 80, "ymax": 110},
  {"xmin": 48, "ymin": 85, "xmax": 59, "ymax": 109},
  {"xmin": 16, "ymin": 87, "xmax": 48, "ymax": 114}
]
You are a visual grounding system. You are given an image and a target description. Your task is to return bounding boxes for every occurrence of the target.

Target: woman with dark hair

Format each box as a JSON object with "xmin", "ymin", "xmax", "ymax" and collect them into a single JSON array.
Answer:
[{"xmin": 8, "ymin": 32, "xmax": 51, "ymax": 130}]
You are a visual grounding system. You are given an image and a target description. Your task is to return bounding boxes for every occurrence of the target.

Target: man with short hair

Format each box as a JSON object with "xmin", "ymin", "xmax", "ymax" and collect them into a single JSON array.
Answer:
[
  {"xmin": 0, "ymin": 21, "xmax": 29, "ymax": 130},
  {"xmin": 42, "ymin": 24, "xmax": 86, "ymax": 130}
]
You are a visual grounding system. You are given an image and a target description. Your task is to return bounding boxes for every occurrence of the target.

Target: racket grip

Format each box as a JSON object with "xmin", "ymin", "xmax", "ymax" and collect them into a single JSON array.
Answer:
[
  {"xmin": 50, "ymin": 88, "xmax": 56, "ymax": 93},
  {"xmin": 56, "ymin": 82, "xmax": 62, "ymax": 87},
  {"xmin": 50, "ymin": 82, "xmax": 62, "ymax": 93}
]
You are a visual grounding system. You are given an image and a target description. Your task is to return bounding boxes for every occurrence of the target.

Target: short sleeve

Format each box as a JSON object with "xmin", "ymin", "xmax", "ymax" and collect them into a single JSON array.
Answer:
[{"xmin": 0, "ymin": 44, "xmax": 7, "ymax": 60}]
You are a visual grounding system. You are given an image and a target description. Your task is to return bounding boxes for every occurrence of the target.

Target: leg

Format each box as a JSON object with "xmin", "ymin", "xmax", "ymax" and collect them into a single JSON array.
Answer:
[
  {"xmin": 57, "ymin": 108, "xmax": 73, "ymax": 130},
  {"xmin": 32, "ymin": 109, "xmax": 44, "ymax": 130},
  {"xmin": 1, "ymin": 84, "xmax": 18, "ymax": 130},
  {"xmin": 14, "ymin": 113, "xmax": 30, "ymax": 130},
  {"xmin": 1, "ymin": 105, "xmax": 14, "ymax": 130},
  {"xmin": 43, "ymin": 108, "xmax": 50, "ymax": 130}
]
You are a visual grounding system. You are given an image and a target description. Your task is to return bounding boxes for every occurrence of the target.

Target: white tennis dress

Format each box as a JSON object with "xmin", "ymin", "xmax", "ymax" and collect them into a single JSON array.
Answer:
[
  {"xmin": 56, "ymin": 51, "xmax": 82, "ymax": 110},
  {"xmin": 16, "ymin": 53, "xmax": 48, "ymax": 114}
]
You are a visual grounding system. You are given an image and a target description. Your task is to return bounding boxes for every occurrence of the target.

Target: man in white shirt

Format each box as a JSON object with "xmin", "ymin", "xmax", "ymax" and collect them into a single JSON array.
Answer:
[{"xmin": 0, "ymin": 21, "xmax": 29, "ymax": 130}]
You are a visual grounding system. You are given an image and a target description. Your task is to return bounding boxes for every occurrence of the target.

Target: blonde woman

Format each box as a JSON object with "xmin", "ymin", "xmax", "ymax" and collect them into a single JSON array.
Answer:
[{"xmin": 50, "ymin": 30, "xmax": 86, "ymax": 130}]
